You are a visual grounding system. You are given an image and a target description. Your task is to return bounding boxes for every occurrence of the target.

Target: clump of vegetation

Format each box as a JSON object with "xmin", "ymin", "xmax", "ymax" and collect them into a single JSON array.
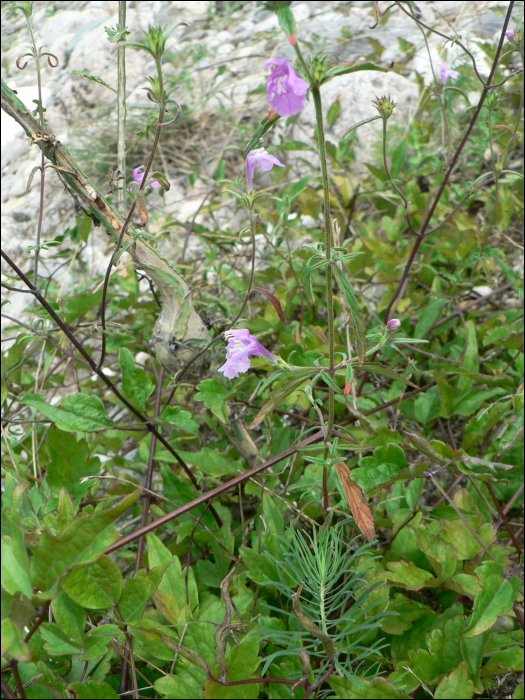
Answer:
[{"xmin": 1, "ymin": 1, "xmax": 523, "ymax": 699}]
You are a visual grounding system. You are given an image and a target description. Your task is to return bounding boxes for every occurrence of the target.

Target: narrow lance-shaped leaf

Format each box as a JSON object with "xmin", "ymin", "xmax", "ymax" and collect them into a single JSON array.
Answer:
[
  {"xmin": 334, "ymin": 461, "xmax": 375, "ymax": 541},
  {"xmin": 333, "ymin": 265, "xmax": 366, "ymax": 364}
]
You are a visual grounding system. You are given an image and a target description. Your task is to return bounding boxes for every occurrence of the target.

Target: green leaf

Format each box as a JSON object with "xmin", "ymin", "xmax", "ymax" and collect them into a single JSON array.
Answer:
[
  {"xmin": 453, "ymin": 387, "xmax": 507, "ymax": 416},
  {"xmin": 60, "ymin": 555, "xmax": 123, "ymax": 609},
  {"xmin": 1, "ymin": 377, "xmax": 7, "ymax": 405},
  {"xmin": 440, "ymin": 516, "xmax": 496, "ymax": 561},
  {"xmin": 40, "ymin": 621, "xmax": 84, "ymax": 655},
  {"xmin": 30, "ymin": 490, "xmax": 140, "ymax": 598},
  {"xmin": 414, "ymin": 525, "xmax": 457, "ymax": 580},
  {"xmin": 20, "ymin": 392, "xmax": 113, "ymax": 432},
  {"xmin": 1, "ymin": 618, "xmax": 32, "ymax": 662},
  {"xmin": 382, "ymin": 560, "xmax": 438, "ymax": 591},
  {"xmin": 1, "ymin": 482, "xmax": 33, "ymax": 599},
  {"xmin": 160, "ymin": 406, "xmax": 200, "ymax": 435},
  {"xmin": 481, "ymin": 646, "xmax": 524, "ymax": 677},
  {"xmin": 58, "ymin": 487, "xmax": 74, "ymax": 531},
  {"xmin": 51, "ymin": 588, "xmax": 86, "ymax": 647},
  {"xmin": 327, "ymin": 95, "xmax": 341, "ymax": 126},
  {"xmin": 248, "ymin": 369, "xmax": 316, "ymax": 429},
  {"xmin": 414, "ymin": 298, "xmax": 448, "ymax": 339},
  {"xmin": 352, "ymin": 443, "xmax": 409, "ymax": 491},
  {"xmin": 72, "ymin": 69, "xmax": 117, "ymax": 94},
  {"xmin": 341, "ymin": 115, "xmax": 382, "ymax": 139},
  {"xmin": 391, "ymin": 138, "xmax": 407, "ymax": 179},
  {"xmin": 414, "ymin": 385, "xmax": 440, "ymax": 424},
  {"xmin": 243, "ymin": 112, "xmax": 281, "ymax": 158},
  {"xmin": 195, "ymin": 378, "xmax": 229, "ymax": 423},
  {"xmin": 462, "ymin": 561, "xmax": 521, "ymax": 638},
  {"xmin": 67, "ymin": 681, "xmax": 119, "ymax": 699},
  {"xmin": 435, "ymin": 661, "xmax": 474, "ymax": 699},
  {"xmin": 333, "ymin": 265, "xmax": 366, "ymax": 363},
  {"xmin": 514, "ymin": 683, "xmax": 524, "ymax": 699},
  {"xmin": 120, "ymin": 565, "xmax": 166, "ymax": 625},
  {"xmin": 358, "ymin": 362, "xmax": 417, "ymax": 388},
  {"xmin": 276, "ymin": 5, "xmax": 296, "ymax": 37},
  {"xmin": 204, "ymin": 636, "xmax": 260, "ymax": 698},
  {"xmin": 329, "ymin": 674, "xmax": 411, "ymax": 698},
  {"xmin": 495, "ymin": 184, "xmax": 513, "ymax": 230},
  {"xmin": 147, "ymin": 532, "xmax": 198, "ymax": 624},
  {"xmin": 46, "ymin": 426, "xmax": 100, "ymax": 494},
  {"xmin": 172, "ymin": 448, "xmax": 239, "ymax": 477},
  {"xmin": 119, "ymin": 347, "xmax": 154, "ymax": 413},
  {"xmin": 323, "ymin": 60, "xmax": 389, "ymax": 82}
]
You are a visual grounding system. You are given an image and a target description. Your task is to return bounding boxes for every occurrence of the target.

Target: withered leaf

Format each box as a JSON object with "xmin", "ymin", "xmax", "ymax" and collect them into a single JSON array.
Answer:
[{"xmin": 334, "ymin": 461, "xmax": 375, "ymax": 541}]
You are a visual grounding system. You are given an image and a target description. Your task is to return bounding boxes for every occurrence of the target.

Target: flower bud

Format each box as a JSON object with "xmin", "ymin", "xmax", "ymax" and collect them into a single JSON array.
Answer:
[
  {"xmin": 386, "ymin": 318, "xmax": 401, "ymax": 332},
  {"xmin": 373, "ymin": 95, "xmax": 396, "ymax": 120}
]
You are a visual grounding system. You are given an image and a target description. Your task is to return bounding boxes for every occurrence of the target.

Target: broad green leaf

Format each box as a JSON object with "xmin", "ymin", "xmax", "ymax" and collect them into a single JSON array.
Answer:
[
  {"xmin": 414, "ymin": 298, "xmax": 448, "ymax": 339},
  {"xmin": 204, "ymin": 636, "xmax": 260, "ymax": 698},
  {"xmin": 169, "ymin": 447, "xmax": 239, "ymax": 477},
  {"xmin": 327, "ymin": 95, "xmax": 341, "ymax": 126},
  {"xmin": 1, "ymin": 535, "xmax": 33, "ymax": 599},
  {"xmin": 262, "ymin": 493, "xmax": 283, "ymax": 536},
  {"xmin": 82, "ymin": 624, "xmax": 119, "ymax": 660},
  {"xmin": 1, "ymin": 618, "xmax": 32, "ymax": 662},
  {"xmin": 119, "ymin": 347, "xmax": 154, "ymax": 413},
  {"xmin": 481, "ymin": 646, "xmax": 524, "ymax": 677},
  {"xmin": 120, "ymin": 565, "xmax": 166, "ymax": 625},
  {"xmin": 276, "ymin": 4, "xmax": 296, "ymax": 37},
  {"xmin": 391, "ymin": 138, "xmax": 407, "ymax": 179},
  {"xmin": 147, "ymin": 532, "xmax": 198, "ymax": 624},
  {"xmin": 30, "ymin": 490, "xmax": 140, "ymax": 598},
  {"xmin": 382, "ymin": 561, "xmax": 438, "ymax": 590},
  {"xmin": 352, "ymin": 443, "xmax": 409, "ymax": 491},
  {"xmin": 462, "ymin": 561, "xmax": 521, "ymax": 638},
  {"xmin": 133, "ymin": 621, "xmax": 180, "ymax": 662},
  {"xmin": 60, "ymin": 555, "xmax": 123, "ymax": 609},
  {"xmin": 46, "ymin": 426, "xmax": 100, "ymax": 494},
  {"xmin": 40, "ymin": 622, "xmax": 84, "ymax": 655},
  {"xmin": 51, "ymin": 588, "xmax": 86, "ymax": 647},
  {"xmin": 435, "ymin": 661, "xmax": 474, "ymax": 699},
  {"xmin": 20, "ymin": 392, "xmax": 113, "ymax": 432},
  {"xmin": 1, "ymin": 482, "xmax": 33, "ymax": 599},
  {"xmin": 440, "ymin": 517, "xmax": 496, "ymax": 561},
  {"xmin": 414, "ymin": 385, "xmax": 440, "ymax": 424},
  {"xmin": 195, "ymin": 378, "xmax": 229, "ymax": 423},
  {"xmin": 160, "ymin": 406, "xmax": 200, "ymax": 435},
  {"xmin": 414, "ymin": 526, "xmax": 457, "ymax": 580},
  {"xmin": 239, "ymin": 546, "xmax": 279, "ymax": 585},
  {"xmin": 57, "ymin": 487, "xmax": 74, "ymax": 531},
  {"xmin": 1, "ymin": 377, "xmax": 6, "ymax": 404},
  {"xmin": 453, "ymin": 387, "xmax": 507, "ymax": 416},
  {"xmin": 448, "ymin": 573, "xmax": 482, "ymax": 598},
  {"xmin": 67, "ymin": 680, "xmax": 119, "ymax": 699},
  {"xmin": 495, "ymin": 184, "xmax": 513, "ymax": 230},
  {"xmin": 329, "ymin": 674, "xmax": 411, "ymax": 698},
  {"xmin": 514, "ymin": 683, "xmax": 524, "ymax": 699}
]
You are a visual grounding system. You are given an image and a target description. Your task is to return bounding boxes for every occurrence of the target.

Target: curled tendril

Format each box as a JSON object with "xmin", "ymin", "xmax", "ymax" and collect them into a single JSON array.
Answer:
[
  {"xmin": 145, "ymin": 91, "xmax": 158, "ymax": 103},
  {"xmin": 16, "ymin": 54, "xmax": 31, "ymax": 70},
  {"xmin": 158, "ymin": 99, "xmax": 182, "ymax": 127},
  {"xmin": 42, "ymin": 52, "xmax": 59, "ymax": 68}
]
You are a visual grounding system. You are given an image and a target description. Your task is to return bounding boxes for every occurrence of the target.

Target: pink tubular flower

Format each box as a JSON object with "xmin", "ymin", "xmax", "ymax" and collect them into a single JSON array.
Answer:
[
  {"xmin": 246, "ymin": 147, "xmax": 284, "ymax": 191},
  {"xmin": 218, "ymin": 329, "xmax": 275, "ymax": 379},
  {"xmin": 129, "ymin": 165, "xmax": 159, "ymax": 191},
  {"xmin": 386, "ymin": 318, "xmax": 401, "ymax": 332},
  {"xmin": 440, "ymin": 62, "xmax": 459, "ymax": 85},
  {"xmin": 265, "ymin": 57, "xmax": 309, "ymax": 116}
]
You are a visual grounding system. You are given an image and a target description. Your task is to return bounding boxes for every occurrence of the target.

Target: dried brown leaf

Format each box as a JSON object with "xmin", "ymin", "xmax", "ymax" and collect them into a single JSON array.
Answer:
[{"xmin": 334, "ymin": 461, "xmax": 375, "ymax": 541}]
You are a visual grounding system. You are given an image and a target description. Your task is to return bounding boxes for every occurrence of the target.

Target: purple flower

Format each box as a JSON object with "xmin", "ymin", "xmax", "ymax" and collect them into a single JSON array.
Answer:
[
  {"xmin": 218, "ymin": 329, "xmax": 275, "ymax": 379},
  {"xmin": 440, "ymin": 62, "xmax": 459, "ymax": 85},
  {"xmin": 246, "ymin": 148, "xmax": 284, "ymax": 191},
  {"xmin": 506, "ymin": 30, "xmax": 514, "ymax": 39},
  {"xmin": 265, "ymin": 57, "xmax": 309, "ymax": 117},
  {"xmin": 386, "ymin": 318, "xmax": 401, "ymax": 332},
  {"xmin": 129, "ymin": 165, "xmax": 159, "ymax": 191}
]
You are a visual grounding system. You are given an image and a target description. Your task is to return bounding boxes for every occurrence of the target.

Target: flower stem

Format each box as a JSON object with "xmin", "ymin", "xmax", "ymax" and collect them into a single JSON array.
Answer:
[{"xmin": 311, "ymin": 85, "xmax": 334, "ymax": 511}]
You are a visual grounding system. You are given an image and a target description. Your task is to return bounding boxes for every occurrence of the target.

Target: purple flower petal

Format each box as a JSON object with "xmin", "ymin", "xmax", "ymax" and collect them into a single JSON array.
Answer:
[
  {"xmin": 246, "ymin": 148, "xmax": 284, "ymax": 191},
  {"xmin": 440, "ymin": 62, "xmax": 459, "ymax": 85},
  {"xmin": 218, "ymin": 329, "xmax": 275, "ymax": 379},
  {"xmin": 265, "ymin": 57, "xmax": 309, "ymax": 117},
  {"xmin": 132, "ymin": 165, "xmax": 159, "ymax": 190}
]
